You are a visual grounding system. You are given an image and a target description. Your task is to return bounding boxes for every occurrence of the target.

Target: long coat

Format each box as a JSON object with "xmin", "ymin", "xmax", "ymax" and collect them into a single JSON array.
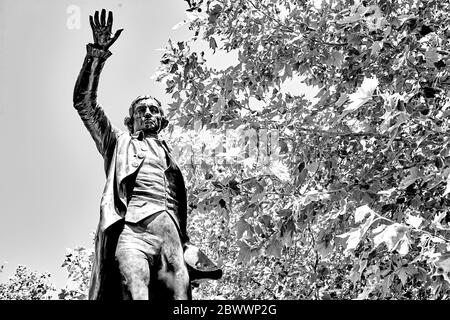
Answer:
[{"xmin": 73, "ymin": 44, "xmax": 188, "ymax": 300}]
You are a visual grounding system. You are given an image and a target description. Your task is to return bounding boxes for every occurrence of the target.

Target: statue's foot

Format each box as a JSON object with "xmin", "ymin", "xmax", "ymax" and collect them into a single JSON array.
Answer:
[{"xmin": 183, "ymin": 244, "xmax": 223, "ymax": 281}]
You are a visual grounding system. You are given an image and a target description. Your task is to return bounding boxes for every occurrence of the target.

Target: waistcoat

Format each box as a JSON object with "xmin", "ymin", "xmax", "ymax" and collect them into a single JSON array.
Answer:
[{"xmin": 125, "ymin": 136, "xmax": 178, "ymax": 223}]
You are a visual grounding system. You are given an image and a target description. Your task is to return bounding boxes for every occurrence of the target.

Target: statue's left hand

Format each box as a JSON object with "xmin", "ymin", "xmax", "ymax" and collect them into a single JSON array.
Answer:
[{"xmin": 89, "ymin": 9, "xmax": 123, "ymax": 50}]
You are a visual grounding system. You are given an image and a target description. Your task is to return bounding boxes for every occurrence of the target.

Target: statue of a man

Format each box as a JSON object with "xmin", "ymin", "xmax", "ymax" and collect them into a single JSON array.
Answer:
[{"xmin": 73, "ymin": 9, "xmax": 221, "ymax": 300}]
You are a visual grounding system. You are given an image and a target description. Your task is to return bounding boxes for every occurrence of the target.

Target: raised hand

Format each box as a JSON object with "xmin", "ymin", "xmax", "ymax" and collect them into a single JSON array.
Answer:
[{"xmin": 89, "ymin": 9, "xmax": 123, "ymax": 50}]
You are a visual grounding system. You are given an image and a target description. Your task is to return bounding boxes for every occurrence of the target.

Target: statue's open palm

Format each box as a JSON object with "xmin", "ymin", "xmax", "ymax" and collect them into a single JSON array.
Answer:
[{"xmin": 89, "ymin": 9, "xmax": 123, "ymax": 50}]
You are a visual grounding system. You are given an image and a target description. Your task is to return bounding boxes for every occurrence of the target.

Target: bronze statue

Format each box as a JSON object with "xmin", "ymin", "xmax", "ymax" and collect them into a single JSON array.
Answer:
[{"xmin": 73, "ymin": 9, "xmax": 222, "ymax": 300}]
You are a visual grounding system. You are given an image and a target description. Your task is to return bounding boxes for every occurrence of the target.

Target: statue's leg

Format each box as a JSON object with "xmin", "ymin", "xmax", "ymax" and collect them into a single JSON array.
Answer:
[
  {"xmin": 147, "ymin": 211, "xmax": 190, "ymax": 300},
  {"xmin": 115, "ymin": 223, "xmax": 161, "ymax": 300}
]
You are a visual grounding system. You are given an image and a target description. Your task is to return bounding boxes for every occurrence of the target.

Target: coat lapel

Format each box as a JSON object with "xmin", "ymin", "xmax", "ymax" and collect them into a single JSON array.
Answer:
[
  {"xmin": 161, "ymin": 139, "xmax": 179, "ymax": 169},
  {"xmin": 115, "ymin": 133, "xmax": 145, "ymax": 186}
]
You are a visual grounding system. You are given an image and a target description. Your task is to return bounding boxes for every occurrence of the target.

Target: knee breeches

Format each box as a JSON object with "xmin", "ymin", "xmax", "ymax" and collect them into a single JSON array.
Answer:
[{"xmin": 115, "ymin": 211, "xmax": 190, "ymax": 300}]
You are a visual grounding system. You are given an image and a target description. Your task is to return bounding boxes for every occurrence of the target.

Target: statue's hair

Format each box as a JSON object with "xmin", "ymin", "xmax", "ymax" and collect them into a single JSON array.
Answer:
[{"xmin": 124, "ymin": 95, "xmax": 169, "ymax": 133}]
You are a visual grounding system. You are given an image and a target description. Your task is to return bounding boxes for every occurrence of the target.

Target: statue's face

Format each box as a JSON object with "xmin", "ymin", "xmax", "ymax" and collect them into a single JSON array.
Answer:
[{"xmin": 132, "ymin": 99, "xmax": 162, "ymax": 134}]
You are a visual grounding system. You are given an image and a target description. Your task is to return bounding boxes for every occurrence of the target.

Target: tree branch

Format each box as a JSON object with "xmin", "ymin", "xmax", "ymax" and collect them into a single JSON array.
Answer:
[
  {"xmin": 296, "ymin": 126, "xmax": 388, "ymax": 138},
  {"xmin": 373, "ymin": 212, "xmax": 450, "ymax": 244}
]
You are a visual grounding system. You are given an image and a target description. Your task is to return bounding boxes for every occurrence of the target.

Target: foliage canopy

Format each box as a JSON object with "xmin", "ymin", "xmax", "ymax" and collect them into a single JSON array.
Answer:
[
  {"xmin": 0, "ymin": 265, "xmax": 54, "ymax": 300},
  {"xmin": 154, "ymin": 0, "xmax": 450, "ymax": 299}
]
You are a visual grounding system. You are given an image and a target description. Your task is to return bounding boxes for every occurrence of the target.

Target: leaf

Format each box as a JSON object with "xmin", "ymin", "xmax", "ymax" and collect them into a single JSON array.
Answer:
[
  {"xmin": 396, "ymin": 266, "xmax": 416, "ymax": 286},
  {"xmin": 373, "ymin": 223, "xmax": 410, "ymax": 254},
  {"xmin": 254, "ymin": 224, "xmax": 263, "ymax": 236},
  {"xmin": 336, "ymin": 12, "xmax": 362, "ymax": 25},
  {"xmin": 253, "ymin": 285, "xmax": 266, "ymax": 298},
  {"xmin": 277, "ymin": 209, "xmax": 292, "ymax": 217},
  {"xmin": 236, "ymin": 218, "xmax": 253, "ymax": 239},
  {"xmin": 379, "ymin": 273, "xmax": 394, "ymax": 298},
  {"xmin": 430, "ymin": 236, "xmax": 446, "ymax": 244},
  {"xmin": 305, "ymin": 162, "xmax": 319, "ymax": 172},
  {"xmin": 302, "ymin": 190, "xmax": 320, "ymax": 205},
  {"xmin": 344, "ymin": 76, "xmax": 379, "ymax": 112},
  {"xmin": 425, "ymin": 48, "xmax": 439, "ymax": 65},
  {"xmin": 372, "ymin": 224, "xmax": 387, "ymax": 235},
  {"xmin": 283, "ymin": 63, "xmax": 293, "ymax": 79},
  {"xmin": 248, "ymin": 96, "xmax": 265, "ymax": 113},
  {"xmin": 364, "ymin": 6, "xmax": 387, "ymax": 31},
  {"xmin": 172, "ymin": 20, "xmax": 187, "ymax": 30},
  {"xmin": 237, "ymin": 241, "xmax": 252, "ymax": 263},
  {"xmin": 433, "ymin": 211, "xmax": 447, "ymax": 224},
  {"xmin": 405, "ymin": 213, "xmax": 423, "ymax": 229},
  {"xmin": 443, "ymin": 171, "xmax": 450, "ymax": 196},
  {"xmin": 399, "ymin": 167, "xmax": 421, "ymax": 189},
  {"xmin": 371, "ymin": 41, "xmax": 383, "ymax": 56},
  {"xmin": 314, "ymin": 238, "xmax": 333, "ymax": 258},
  {"xmin": 355, "ymin": 284, "xmax": 375, "ymax": 300},
  {"xmin": 279, "ymin": 140, "xmax": 289, "ymax": 154},
  {"xmin": 186, "ymin": 8, "xmax": 208, "ymax": 21},
  {"xmin": 337, "ymin": 212, "xmax": 375, "ymax": 253},
  {"xmin": 379, "ymin": 93, "xmax": 408, "ymax": 133},
  {"xmin": 266, "ymin": 237, "xmax": 282, "ymax": 258},
  {"xmin": 336, "ymin": 229, "xmax": 361, "ymax": 252},
  {"xmin": 211, "ymin": 95, "xmax": 225, "ymax": 123},
  {"xmin": 335, "ymin": 93, "xmax": 349, "ymax": 108},
  {"xmin": 266, "ymin": 160, "xmax": 290, "ymax": 182},
  {"xmin": 325, "ymin": 50, "xmax": 344, "ymax": 68},
  {"xmin": 434, "ymin": 252, "xmax": 450, "ymax": 283},
  {"xmin": 396, "ymin": 267, "xmax": 408, "ymax": 286},
  {"xmin": 397, "ymin": 237, "xmax": 411, "ymax": 255},
  {"xmin": 280, "ymin": 218, "xmax": 295, "ymax": 245},
  {"xmin": 348, "ymin": 263, "xmax": 362, "ymax": 284},
  {"xmin": 354, "ymin": 205, "xmax": 374, "ymax": 223},
  {"xmin": 209, "ymin": 37, "xmax": 218, "ymax": 52},
  {"xmin": 249, "ymin": 184, "xmax": 265, "ymax": 204}
]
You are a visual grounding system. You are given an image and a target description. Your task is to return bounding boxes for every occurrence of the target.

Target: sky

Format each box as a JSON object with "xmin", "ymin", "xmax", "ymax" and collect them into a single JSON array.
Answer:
[
  {"xmin": 0, "ymin": 0, "xmax": 204, "ymax": 291},
  {"xmin": 0, "ymin": 0, "xmax": 317, "ymax": 293}
]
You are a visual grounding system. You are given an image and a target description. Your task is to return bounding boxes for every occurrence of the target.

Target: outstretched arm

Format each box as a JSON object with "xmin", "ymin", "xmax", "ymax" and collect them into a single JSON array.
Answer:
[{"xmin": 73, "ymin": 10, "xmax": 124, "ymax": 158}]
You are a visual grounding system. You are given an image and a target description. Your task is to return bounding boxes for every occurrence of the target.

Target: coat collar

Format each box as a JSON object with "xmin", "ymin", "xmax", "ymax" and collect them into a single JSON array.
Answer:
[
  {"xmin": 131, "ymin": 130, "xmax": 159, "ymax": 141},
  {"xmin": 130, "ymin": 131, "xmax": 175, "ymax": 167}
]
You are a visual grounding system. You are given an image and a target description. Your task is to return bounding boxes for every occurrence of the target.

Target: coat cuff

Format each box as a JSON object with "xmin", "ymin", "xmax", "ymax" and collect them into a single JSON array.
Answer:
[{"xmin": 86, "ymin": 43, "xmax": 112, "ymax": 60}]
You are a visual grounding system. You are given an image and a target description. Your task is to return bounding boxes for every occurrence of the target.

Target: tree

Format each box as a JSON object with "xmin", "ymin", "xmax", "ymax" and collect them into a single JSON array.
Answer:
[
  {"xmin": 58, "ymin": 247, "xmax": 94, "ymax": 300},
  {"xmin": 0, "ymin": 265, "xmax": 55, "ymax": 300},
  {"xmin": 155, "ymin": 0, "xmax": 450, "ymax": 299}
]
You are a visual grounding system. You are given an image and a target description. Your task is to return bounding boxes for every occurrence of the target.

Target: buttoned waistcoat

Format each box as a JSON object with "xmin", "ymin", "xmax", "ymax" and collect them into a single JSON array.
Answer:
[{"xmin": 73, "ymin": 44, "xmax": 188, "ymax": 300}]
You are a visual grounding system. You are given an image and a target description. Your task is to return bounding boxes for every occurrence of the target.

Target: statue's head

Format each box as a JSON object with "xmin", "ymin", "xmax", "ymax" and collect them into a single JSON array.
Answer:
[{"xmin": 124, "ymin": 95, "xmax": 169, "ymax": 134}]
